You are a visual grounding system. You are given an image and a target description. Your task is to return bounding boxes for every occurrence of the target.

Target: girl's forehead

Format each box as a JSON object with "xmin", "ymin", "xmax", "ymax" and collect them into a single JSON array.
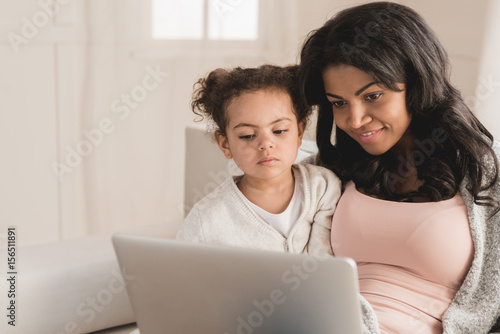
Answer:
[
  {"xmin": 227, "ymin": 89, "xmax": 292, "ymax": 109},
  {"xmin": 232, "ymin": 87, "xmax": 290, "ymax": 100},
  {"xmin": 225, "ymin": 89, "xmax": 297, "ymax": 125}
]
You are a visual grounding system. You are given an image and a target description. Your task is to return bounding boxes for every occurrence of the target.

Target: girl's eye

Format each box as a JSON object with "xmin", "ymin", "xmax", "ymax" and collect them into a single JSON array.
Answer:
[
  {"xmin": 365, "ymin": 92, "xmax": 382, "ymax": 101},
  {"xmin": 331, "ymin": 100, "xmax": 346, "ymax": 108},
  {"xmin": 238, "ymin": 134, "xmax": 255, "ymax": 140},
  {"xmin": 273, "ymin": 129, "xmax": 288, "ymax": 135}
]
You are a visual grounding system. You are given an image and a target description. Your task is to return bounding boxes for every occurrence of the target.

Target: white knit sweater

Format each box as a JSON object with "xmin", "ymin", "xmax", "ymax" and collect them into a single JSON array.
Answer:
[{"xmin": 176, "ymin": 163, "xmax": 341, "ymax": 256}]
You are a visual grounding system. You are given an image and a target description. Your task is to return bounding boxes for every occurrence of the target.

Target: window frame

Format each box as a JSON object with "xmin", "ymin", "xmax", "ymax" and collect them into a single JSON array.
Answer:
[{"xmin": 135, "ymin": 0, "xmax": 270, "ymax": 59}]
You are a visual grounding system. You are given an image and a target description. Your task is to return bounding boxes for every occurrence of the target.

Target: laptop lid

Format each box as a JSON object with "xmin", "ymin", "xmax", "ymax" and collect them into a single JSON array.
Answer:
[{"xmin": 112, "ymin": 234, "xmax": 363, "ymax": 334}]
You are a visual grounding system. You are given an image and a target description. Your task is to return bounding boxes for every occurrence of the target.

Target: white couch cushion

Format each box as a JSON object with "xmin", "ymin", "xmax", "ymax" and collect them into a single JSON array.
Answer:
[{"xmin": 1, "ymin": 221, "xmax": 181, "ymax": 334}]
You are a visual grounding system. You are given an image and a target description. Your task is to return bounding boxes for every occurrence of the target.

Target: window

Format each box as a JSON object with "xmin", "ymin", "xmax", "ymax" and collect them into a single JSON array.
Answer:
[
  {"xmin": 152, "ymin": 0, "xmax": 259, "ymax": 41},
  {"xmin": 135, "ymin": 0, "xmax": 296, "ymax": 60}
]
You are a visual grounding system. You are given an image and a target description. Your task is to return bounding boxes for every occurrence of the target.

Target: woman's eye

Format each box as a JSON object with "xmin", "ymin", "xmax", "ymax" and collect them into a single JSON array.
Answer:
[
  {"xmin": 365, "ymin": 92, "xmax": 382, "ymax": 101},
  {"xmin": 331, "ymin": 100, "xmax": 346, "ymax": 108},
  {"xmin": 273, "ymin": 129, "xmax": 288, "ymax": 135}
]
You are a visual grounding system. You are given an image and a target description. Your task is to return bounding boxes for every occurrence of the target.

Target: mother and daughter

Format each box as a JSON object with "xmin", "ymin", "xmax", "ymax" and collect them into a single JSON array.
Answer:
[{"xmin": 176, "ymin": 2, "xmax": 500, "ymax": 333}]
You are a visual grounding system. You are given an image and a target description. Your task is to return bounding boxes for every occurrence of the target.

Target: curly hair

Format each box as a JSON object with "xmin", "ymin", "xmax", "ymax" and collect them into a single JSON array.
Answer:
[
  {"xmin": 298, "ymin": 2, "xmax": 499, "ymax": 210},
  {"xmin": 191, "ymin": 65, "xmax": 311, "ymax": 136}
]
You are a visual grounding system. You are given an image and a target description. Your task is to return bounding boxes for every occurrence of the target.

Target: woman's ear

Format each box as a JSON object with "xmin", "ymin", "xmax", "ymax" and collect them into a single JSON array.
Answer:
[{"xmin": 214, "ymin": 131, "xmax": 232, "ymax": 159}]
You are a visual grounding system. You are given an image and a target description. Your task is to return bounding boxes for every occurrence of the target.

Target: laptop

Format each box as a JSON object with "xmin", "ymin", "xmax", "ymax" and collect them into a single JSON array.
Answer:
[{"xmin": 112, "ymin": 234, "xmax": 363, "ymax": 334}]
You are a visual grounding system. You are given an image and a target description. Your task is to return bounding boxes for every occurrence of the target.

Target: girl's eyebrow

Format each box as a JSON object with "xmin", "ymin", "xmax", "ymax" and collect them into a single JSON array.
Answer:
[
  {"xmin": 326, "ymin": 81, "xmax": 378, "ymax": 99},
  {"xmin": 233, "ymin": 117, "xmax": 292, "ymax": 130}
]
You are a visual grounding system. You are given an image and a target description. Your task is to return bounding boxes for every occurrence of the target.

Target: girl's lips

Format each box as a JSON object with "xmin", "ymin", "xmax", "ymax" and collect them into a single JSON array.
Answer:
[
  {"xmin": 356, "ymin": 128, "xmax": 384, "ymax": 143},
  {"xmin": 258, "ymin": 157, "xmax": 278, "ymax": 166}
]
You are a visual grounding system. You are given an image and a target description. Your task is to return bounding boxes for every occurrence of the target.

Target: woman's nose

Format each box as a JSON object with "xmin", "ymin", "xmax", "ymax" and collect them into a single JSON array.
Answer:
[{"xmin": 347, "ymin": 104, "xmax": 372, "ymax": 129}]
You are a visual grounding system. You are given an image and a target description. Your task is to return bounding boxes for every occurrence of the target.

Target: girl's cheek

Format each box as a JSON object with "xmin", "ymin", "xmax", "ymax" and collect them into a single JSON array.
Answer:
[{"xmin": 239, "ymin": 145, "xmax": 255, "ymax": 154}]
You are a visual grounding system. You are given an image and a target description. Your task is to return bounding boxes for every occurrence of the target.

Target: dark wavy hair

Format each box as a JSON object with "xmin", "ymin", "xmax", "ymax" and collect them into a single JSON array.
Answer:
[
  {"xmin": 298, "ymin": 2, "xmax": 498, "ymax": 210},
  {"xmin": 192, "ymin": 64, "xmax": 311, "ymax": 136}
]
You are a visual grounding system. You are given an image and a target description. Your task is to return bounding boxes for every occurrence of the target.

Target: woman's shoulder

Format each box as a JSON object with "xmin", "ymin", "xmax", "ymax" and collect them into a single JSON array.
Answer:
[
  {"xmin": 483, "ymin": 140, "xmax": 500, "ymax": 179},
  {"xmin": 493, "ymin": 140, "xmax": 500, "ymax": 156},
  {"xmin": 490, "ymin": 140, "xmax": 500, "ymax": 185}
]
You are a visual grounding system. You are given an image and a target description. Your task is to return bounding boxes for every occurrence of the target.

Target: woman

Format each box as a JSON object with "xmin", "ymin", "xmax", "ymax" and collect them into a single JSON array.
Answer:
[{"xmin": 298, "ymin": 2, "xmax": 500, "ymax": 333}]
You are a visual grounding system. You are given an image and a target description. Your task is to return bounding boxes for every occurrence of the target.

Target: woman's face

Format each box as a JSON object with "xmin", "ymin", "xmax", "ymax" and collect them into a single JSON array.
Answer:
[{"xmin": 322, "ymin": 64, "xmax": 412, "ymax": 156}]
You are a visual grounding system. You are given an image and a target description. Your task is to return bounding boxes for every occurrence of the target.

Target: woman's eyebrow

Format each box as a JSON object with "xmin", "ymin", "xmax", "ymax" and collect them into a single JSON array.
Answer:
[
  {"xmin": 355, "ymin": 82, "xmax": 377, "ymax": 96},
  {"xmin": 326, "ymin": 81, "xmax": 378, "ymax": 99}
]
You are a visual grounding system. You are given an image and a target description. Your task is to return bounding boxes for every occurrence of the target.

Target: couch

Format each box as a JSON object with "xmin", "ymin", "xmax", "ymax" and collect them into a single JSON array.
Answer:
[{"xmin": 0, "ymin": 125, "xmax": 317, "ymax": 334}]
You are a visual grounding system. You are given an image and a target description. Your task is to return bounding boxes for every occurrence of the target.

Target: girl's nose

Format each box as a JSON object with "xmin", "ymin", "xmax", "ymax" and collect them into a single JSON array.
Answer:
[{"xmin": 258, "ymin": 133, "xmax": 274, "ymax": 151}]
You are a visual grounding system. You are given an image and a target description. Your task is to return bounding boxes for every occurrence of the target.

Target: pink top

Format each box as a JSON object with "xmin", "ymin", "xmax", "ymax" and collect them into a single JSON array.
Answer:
[{"xmin": 331, "ymin": 182, "xmax": 474, "ymax": 334}]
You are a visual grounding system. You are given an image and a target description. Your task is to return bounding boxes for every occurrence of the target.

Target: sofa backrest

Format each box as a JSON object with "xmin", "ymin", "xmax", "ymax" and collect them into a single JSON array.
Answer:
[{"xmin": 183, "ymin": 125, "xmax": 240, "ymax": 216}]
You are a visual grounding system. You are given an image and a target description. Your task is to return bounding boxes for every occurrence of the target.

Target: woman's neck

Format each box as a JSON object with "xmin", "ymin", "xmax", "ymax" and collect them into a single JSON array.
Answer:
[
  {"xmin": 389, "ymin": 130, "xmax": 415, "ymax": 160},
  {"xmin": 388, "ymin": 132, "xmax": 426, "ymax": 195}
]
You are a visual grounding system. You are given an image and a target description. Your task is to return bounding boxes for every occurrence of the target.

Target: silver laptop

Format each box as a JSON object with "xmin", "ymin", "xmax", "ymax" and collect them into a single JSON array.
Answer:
[{"xmin": 112, "ymin": 234, "xmax": 363, "ymax": 334}]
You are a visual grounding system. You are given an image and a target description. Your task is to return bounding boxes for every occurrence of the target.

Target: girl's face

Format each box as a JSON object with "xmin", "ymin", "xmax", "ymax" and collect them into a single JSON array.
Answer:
[
  {"xmin": 216, "ymin": 89, "xmax": 305, "ymax": 183},
  {"xmin": 322, "ymin": 64, "xmax": 412, "ymax": 156}
]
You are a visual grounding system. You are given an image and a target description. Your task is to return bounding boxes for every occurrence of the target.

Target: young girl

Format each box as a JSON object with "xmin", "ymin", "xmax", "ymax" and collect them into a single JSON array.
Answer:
[{"xmin": 176, "ymin": 65, "xmax": 341, "ymax": 256}]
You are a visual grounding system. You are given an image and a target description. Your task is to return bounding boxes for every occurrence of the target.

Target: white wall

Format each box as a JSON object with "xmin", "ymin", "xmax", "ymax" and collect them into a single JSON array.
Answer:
[
  {"xmin": 405, "ymin": 0, "xmax": 490, "ymax": 118},
  {"xmin": 0, "ymin": 0, "xmax": 498, "ymax": 247},
  {"xmin": 0, "ymin": 0, "xmax": 81, "ymax": 246},
  {"xmin": 476, "ymin": 0, "xmax": 500, "ymax": 138}
]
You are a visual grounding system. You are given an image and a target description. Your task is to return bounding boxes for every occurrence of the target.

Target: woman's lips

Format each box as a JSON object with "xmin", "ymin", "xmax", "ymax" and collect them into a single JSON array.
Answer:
[{"xmin": 356, "ymin": 128, "xmax": 384, "ymax": 143}]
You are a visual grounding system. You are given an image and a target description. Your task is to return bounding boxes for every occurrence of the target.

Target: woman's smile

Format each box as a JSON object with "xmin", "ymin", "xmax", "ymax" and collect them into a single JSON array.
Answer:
[{"xmin": 356, "ymin": 128, "xmax": 384, "ymax": 143}]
